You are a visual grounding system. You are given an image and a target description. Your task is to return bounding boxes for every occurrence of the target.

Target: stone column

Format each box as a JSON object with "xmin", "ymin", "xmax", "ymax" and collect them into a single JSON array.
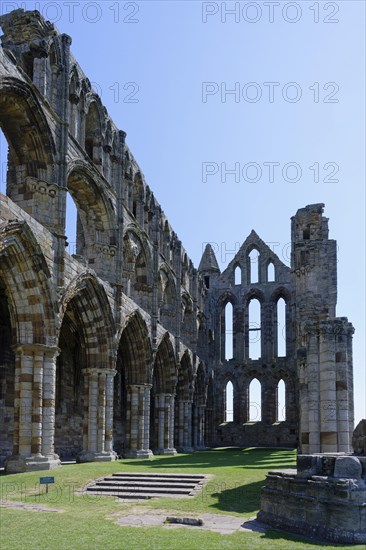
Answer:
[
  {"xmin": 335, "ymin": 320, "xmax": 354, "ymax": 453},
  {"xmin": 319, "ymin": 323, "xmax": 337, "ymax": 452},
  {"xmin": 6, "ymin": 345, "xmax": 61, "ymax": 473},
  {"xmin": 307, "ymin": 328, "xmax": 321, "ymax": 454},
  {"xmin": 12, "ymin": 352, "xmax": 21, "ymax": 457},
  {"xmin": 176, "ymin": 400, "xmax": 193, "ymax": 453},
  {"xmin": 238, "ymin": 385, "xmax": 248, "ymax": 424},
  {"xmin": 205, "ymin": 404, "xmax": 214, "ymax": 447},
  {"xmin": 41, "ymin": 347, "xmax": 59, "ymax": 465},
  {"xmin": 346, "ymin": 324, "xmax": 355, "ymax": 446},
  {"xmin": 31, "ymin": 351, "xmax": 43, "ymax": 456},
  {"xmin": 124, "ymin": 384, "xmax": 152, "ymax": 458},
  {"xmin": 168, "ymin": 394, "xmax": 176, "ymax": 452},
  {"xmin": 200, "ymin": 405, "xmax": 206, "ymax": 448},
  {"xmin": 97, "ymin": 372, "xmax": 106, "ymax": 452},
  {"xmin": 157, "ymin": 393, "xmax": 165, "ymax": 451},
  {"xmin": 105, "ymin": 371, "xmax": 115, "ymax": 453},
  {"xmin": 18, "ymin": 347, "xmax": 33, "ymax": 459},
  {"xmin": 154, "ymin": 393, "xmax": 177, "ymax": 455},
  {"xmin": 193, "ymin": 404, "xmax": 206, "ymax": 449},
  {"xmin": 88, "ymin": 370, "xmax": 98, "ymax": 452},
  {"xmin": 77, "ymin": 369, "xmax": 117, "ymax": 463},
  {"xmin": 262, "ymin": 379, "xmax": 277, "ymax": 425}
]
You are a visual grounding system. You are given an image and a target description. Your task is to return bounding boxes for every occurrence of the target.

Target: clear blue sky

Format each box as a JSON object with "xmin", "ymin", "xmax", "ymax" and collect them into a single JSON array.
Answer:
[{"xmin": 0, "ymin": 1, "xmax": 365, "ymax": 425}]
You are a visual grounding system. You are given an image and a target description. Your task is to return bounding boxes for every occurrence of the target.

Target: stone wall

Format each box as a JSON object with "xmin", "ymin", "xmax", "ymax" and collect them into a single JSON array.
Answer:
[{"xmin": 258, "ymin": 454, "xmax": 366, "ymax": 544}]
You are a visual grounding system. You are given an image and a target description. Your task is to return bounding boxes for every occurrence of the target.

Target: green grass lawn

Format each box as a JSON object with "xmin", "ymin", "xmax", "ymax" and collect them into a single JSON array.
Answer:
[{"xmin": 0, "ymin": 448, "xmax": 361, "ymax": 549}]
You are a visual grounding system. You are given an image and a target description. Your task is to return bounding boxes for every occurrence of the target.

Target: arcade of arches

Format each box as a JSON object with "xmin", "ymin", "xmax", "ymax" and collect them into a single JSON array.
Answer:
[{"xmin": 0, "ymin": 10, "xmax": 355, "ymax": 472}]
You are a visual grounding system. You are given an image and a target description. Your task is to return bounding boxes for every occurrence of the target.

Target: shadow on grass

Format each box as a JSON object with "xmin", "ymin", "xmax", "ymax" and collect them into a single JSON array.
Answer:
[
  {"xmin": 204, "ymin": 478, "xmax": 265, "ymax": 514},
  {"xmin": 257, "ymin": 526, "xmax": 347, "ymax": 548},
  {"xmin": 121, "ymin": 447, "xmax": 296, "ymax": 472}
]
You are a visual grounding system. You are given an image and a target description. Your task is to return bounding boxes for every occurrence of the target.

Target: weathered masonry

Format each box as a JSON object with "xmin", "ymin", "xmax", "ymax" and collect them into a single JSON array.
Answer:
[{"xmin": 0, "ymin": 10, "xmax": 355, "ymax": 472}]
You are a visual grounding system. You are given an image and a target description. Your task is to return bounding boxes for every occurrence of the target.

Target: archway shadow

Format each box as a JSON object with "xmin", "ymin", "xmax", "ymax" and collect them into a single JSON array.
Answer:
[
  {"xmin": 121, "ymin": 447, "xmax": 296, "ymax": 471},
  {"xmin": 204, "ymin": 478, "xmax": 265, "ymax": 514}
]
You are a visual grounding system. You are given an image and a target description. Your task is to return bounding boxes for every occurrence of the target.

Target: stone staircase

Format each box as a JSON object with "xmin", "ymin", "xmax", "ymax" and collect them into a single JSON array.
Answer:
[{"xmin": 86, "ymin": 472, "xmax": 207, "ymax": 500}]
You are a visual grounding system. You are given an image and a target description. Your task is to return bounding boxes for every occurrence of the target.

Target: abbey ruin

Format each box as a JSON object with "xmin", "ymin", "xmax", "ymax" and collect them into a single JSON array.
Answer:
[{"xmin": 0, "ymin": 10, "xmax": 356, "ymax": 474}]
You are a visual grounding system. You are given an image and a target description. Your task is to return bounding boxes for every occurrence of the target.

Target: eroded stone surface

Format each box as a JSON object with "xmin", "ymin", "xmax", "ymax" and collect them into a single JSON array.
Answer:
[
  {"xmin": 352, "ymin": 419, "xmax": 366, "ymax": 455},
  {"xmin": 258, "ymin": 453, "xmax": 366, "ymax": 545},
  {"xmin": 334, "ymin": 456, "xmax": 362, "ymax": 479}
]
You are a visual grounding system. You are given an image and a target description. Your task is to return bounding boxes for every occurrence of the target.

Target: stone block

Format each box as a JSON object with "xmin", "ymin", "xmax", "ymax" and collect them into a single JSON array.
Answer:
[{"xmin": 334, "ymin": 456, "xmax": 362, "ymax": 479}]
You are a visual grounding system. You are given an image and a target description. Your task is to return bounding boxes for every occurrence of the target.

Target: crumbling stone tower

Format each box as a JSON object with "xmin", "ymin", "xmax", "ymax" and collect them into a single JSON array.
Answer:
[
  {"xmin": 292, "ymin": 204, "xmax": 354, "ymax": 453},
  {"xmin": 0, "ymin": 10, "xmax": 355, "ymax": 473}
]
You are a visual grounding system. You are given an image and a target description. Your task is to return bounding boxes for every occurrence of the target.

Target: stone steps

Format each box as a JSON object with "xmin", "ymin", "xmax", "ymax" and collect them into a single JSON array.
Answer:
[{"xmin": 86, "ymin": 472, "xmax": 206, "ymax": 499}]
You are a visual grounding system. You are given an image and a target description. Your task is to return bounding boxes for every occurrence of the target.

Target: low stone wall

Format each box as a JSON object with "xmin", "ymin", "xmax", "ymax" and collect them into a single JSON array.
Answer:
[
  {"xmin": 257, "ymin": 454, "xmax": 366, "ymax": 545},
  {"xmin": 215, "ymin": 422, "xmax": 297, "ymax": 449}
]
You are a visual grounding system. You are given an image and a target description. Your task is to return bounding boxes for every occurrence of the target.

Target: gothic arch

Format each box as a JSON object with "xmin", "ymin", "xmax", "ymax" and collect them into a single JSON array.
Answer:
[
  {"xmin": 0, "ymin": 78, "xmax": 56, "ymax": 170},
  {"xmin": 0, "ymin": 220, "xmax": 57, "ymax": 344},
  {"xmin": 193, "ymin": 362, "xmax": 206, "ymax": 407},
  {"xmin": 270, "ymin": 287, "xmax": 291, "ymax": 304},
  {"xmin": 123, "ymin": 226, "xmax": 153, "ymax": 284},
  {"xmin": 59, "ymin": 273, "xmax": 115, "ymax": 369},
  {"xmin": 245, "ymin": 288, "xmax": 265, "ymax": 305},
  {"xmin": 153, "ymin": 332, "xmax": 177, "ymax": 394},
  {"xmin": 84, "ymin": 95, "xmax": 105, "ymax": 165},
  {"xmin": 67, "ymin": 161, "xmax": 117, "ymax": 263},
  {"xmin": 150, "ymin": 333, "xmax": 177, "ymax": 453},
  {"xmin": 217, "ymin": 291, "xmax": 237, "ymax": 308},
  {"xmin": 176, "ymin": 351, "xmax": 194, "ymax": 401},
  {"xmin": 117, "ymin": 310, "xmax": 152, "ymax": 385}
]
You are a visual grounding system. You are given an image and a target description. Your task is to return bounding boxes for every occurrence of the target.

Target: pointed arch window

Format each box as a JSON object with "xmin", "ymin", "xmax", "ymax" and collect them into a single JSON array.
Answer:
[
  {"xmin": 234, "ymin": 265, "xmax": 242, "ymax": 285},
  {"xmin": 224, "ymin": 302, "xmax": 233, "ymax": 360},
  {"xmin": 267, "ymin": 261, "xmax": 275, "ymax": 282},
  {"xmin": 249, "ymin": 249, "xmax": 259, "ymax": 283},
  {"xmin": 248, "ymin": 298, "xmax": 261, "ymax": 359},
  {"xmin": 277, "ymin": 297, "xmax": 286, "ymax": 357},
  {"xmin": 249, "ymin": 378, "xmax": 261, "ymax": 421},
  {"xmin": 225, "ymin": 381, "xmax": 234, "ymax": 422},
  {"xmin": 277, "ymin": 379, "xmax": 286, "ymax": 421}
]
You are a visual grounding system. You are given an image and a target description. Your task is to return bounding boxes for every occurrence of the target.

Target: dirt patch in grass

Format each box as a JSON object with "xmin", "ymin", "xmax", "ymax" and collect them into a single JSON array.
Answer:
[
  {"xmin": 0, "ymin": 500, "xmax": 64, "ymax": 513},
  {"xmin": 108, "ymin": 506, "xmax": 267, "ymax": 535}
]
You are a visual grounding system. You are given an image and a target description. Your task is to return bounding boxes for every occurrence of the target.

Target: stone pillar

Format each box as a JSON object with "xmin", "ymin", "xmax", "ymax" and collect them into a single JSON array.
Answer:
[
  {"xmin": 5, "ymin": 345, "xmax": 61, "ymax": 473},
  {"xmin": 192, "ymin": 404, "xmax": 198, "ymax": 448},
  {"xmin": 346, "ymin": 325, "xmax": 355, "ymax": 446},
  {"xmin": 168, "ymin": 394, "xmax": 176, "ymax": 452},
  {"xmin": 77, "ymin": 369, "xmax": 117, "ymax": 463},
  {"xmin": 105, "ymin": 371, "xmax": 115, "ymax": 453},
  {"xmin": 124, "ymin": 384, "xmax": 153, "ymax": 458},
  {"xmin": 307, "ymin": 329, "xmax": 321, "ymax": 454},
  {"xmin": 176, "ymin": 400, "xmax": 193, "ymax": 453},
  {"xmin": 319, "ymin": 323, "xmax": 337, "ymax": 452},
  {"xmin": 41, "ymin": 348, "xmax": 59, "ymax": 463},
  {"xmin": 88, "ymin": 370, "xmax": 98, "ymax": 452},
  {"xmin": 238, "ymin": 385, "xmax": 248, "ymax": 424},
  {"xmin": 205, "ymin": 404, "xmax": 214, "ymax": 447},
  {"xmin": 97, "ymin": 372, "xmax": 106, "ymax": 452},
  {"xmin": 18, "ymin": 348, "xmax": 33, "ymax": 459},
  {"xmin": 12, "ymin": 352, "xmax": 21, "ymax": 456},
  {"xmin": 154, "ymin": 393, "xmax": 177, "ymax": 455},
  {"xmin": 335, "ymin": 320, "xmax": 354, "ymax": 453},
  {"xmin": 193, "ymin": 404, "xmax": 206, "ymax": 449},
  {"xmin": 262, "ymin": 379, "xmax": 277, "ymax": 425},
  {"xmin": 32, "ymin": 351, "xmax": 43, "ymax": 456},
  {"xmin": 335, "ymin": 336, "xmax": 350, "ymax": 452}
]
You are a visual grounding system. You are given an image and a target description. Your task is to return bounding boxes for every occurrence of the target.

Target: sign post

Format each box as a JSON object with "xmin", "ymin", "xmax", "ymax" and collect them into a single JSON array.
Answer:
[{"xmin": 40, "ymin": 476, "xmax": 55, "ymax": 494}]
